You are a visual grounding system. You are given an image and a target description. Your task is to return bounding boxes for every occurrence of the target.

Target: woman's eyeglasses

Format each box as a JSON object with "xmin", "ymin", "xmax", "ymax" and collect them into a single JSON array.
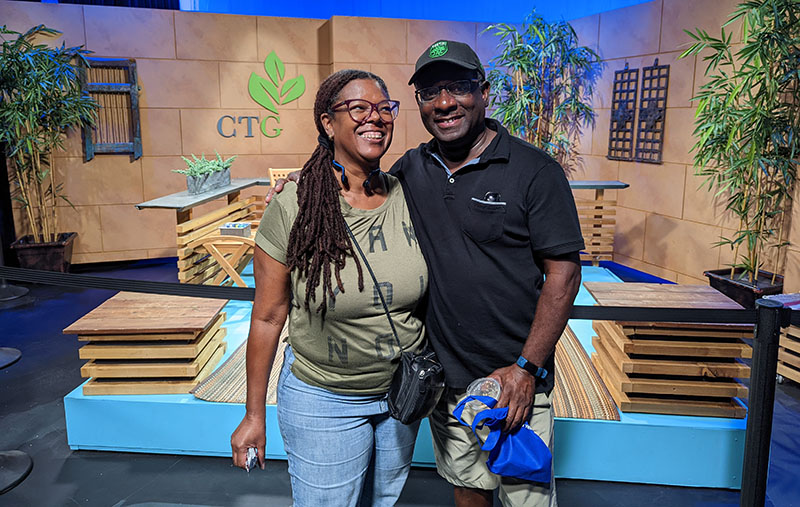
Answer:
[
  {"xmin": 331, "ymin": 99, "xmax": 400, "ymax": 125},
  {"xmin": 414, "ymin": 80, "xmax": 482, "ymax": 103}
]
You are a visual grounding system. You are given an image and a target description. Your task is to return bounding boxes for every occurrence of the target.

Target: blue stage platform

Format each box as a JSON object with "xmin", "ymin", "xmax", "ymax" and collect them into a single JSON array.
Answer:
[{"xmin": 63, "ymin": 266, "xmax": 746, "ymax": 488}]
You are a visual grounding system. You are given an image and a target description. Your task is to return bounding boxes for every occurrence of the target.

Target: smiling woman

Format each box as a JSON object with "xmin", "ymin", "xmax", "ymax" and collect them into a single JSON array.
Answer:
[{"xmin": 230, "ymin": 69, "xmax": 430, "ymax": 507}]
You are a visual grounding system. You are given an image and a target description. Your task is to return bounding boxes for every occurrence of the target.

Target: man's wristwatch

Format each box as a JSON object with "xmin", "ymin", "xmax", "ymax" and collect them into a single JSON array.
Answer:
[{"xmin": 516, "ymin": 355, "xmax": 548, "ymax": 380}]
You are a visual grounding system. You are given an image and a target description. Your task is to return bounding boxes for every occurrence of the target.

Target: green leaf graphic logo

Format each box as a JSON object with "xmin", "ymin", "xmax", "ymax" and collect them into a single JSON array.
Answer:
[{"xmin": 249, "ymin": 51, "xmax": 306, "ymax": 114}]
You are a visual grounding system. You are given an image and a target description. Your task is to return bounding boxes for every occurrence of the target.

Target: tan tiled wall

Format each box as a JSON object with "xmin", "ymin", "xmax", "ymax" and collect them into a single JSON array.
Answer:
[
  {"xmin": 2, "ymin": 0, "xmax": 796, "ymax": 289},
  {"xmin": 569, "ymin": 0, "xmax": 796, "ymax": 287}
]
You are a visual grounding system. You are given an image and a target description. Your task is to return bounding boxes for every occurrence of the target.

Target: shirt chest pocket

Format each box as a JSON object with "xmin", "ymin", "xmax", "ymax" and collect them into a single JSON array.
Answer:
[{"xmin": 462, "ymin": 198, "xmax": 506, "ymax": 243}]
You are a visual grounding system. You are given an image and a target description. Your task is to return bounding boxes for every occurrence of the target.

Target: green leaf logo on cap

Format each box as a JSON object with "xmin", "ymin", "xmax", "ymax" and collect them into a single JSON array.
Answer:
[{"xmin": 429, "ymin": 41, "xmax": 448, "ymax": 58}]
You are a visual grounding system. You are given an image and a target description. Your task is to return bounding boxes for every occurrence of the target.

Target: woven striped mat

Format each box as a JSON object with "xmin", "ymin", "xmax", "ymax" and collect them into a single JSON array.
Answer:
[{"xmin": 193, "ymin": 324, "xmax": 620, "ymax": 421}]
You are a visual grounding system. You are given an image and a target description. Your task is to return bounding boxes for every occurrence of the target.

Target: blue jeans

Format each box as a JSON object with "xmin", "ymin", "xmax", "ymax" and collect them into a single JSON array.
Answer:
[{"xmin": 277, "ymin": 346, "xmax": 420, "ymax": 507}]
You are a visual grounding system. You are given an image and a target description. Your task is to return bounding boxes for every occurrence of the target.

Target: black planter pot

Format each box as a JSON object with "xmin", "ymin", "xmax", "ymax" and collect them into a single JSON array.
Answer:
[
  {"xmin": 704, "ymin": 268, "xmax": 783, "ymax": 309},
  {"xmin": 10, "ymin": 232, "xmax": 77, "ymax": 272}
]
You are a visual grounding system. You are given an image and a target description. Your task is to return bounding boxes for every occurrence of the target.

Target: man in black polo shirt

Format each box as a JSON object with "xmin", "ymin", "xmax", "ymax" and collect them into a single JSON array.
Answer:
[{"xmin": 391, "ymin": 40, "xmax": 583, "ymax": 507}]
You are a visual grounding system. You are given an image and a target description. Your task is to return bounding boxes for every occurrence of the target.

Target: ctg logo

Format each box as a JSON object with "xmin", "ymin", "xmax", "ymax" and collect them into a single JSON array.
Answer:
[{"xmin": 216, "ymin": 51, "xmax": 306, "ymax": 139}]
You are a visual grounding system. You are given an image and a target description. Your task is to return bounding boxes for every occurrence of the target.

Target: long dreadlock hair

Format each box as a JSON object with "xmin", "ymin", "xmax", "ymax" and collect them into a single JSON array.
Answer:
[{"xmin": 286, "ymin": 69, "xmax": 390, "ymax": 315}]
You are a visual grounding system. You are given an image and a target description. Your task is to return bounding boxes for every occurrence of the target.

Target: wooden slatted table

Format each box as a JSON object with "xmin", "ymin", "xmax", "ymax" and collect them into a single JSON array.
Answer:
[
  {"xmin": 569, "ymin": 180, "xmax": 629, "ymax": 266},
  {"xmin": 136, "ymin": 178, "xmax": 269, "ymax": 286},
  {"xmin": 63, "ymin": 292, "xmax": 228, "ymax": 395},
  {"xmin": 584, "ymin": 282, "xmax": 752, "ymax": 418}
]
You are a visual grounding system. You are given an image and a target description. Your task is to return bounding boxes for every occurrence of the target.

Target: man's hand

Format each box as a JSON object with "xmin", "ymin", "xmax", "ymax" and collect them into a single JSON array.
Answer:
[
  {"xmin": 264, "ymin": 170, "xmax": 301, "ymax": 204},
  {"xmin": 489, "ymin": 364, "xmax": 536, "ymax": 432}
]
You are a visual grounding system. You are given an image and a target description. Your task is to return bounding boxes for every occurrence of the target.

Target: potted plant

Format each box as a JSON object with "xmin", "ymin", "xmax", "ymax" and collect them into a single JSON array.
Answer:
[
  {"xmin": 0, "ymin": 25, "xmax": 98, "ymax": 272},
  {"xmin": 484, "ymin": 11, "xmax": 601, "ymax": 173},
  {"xmin": 681, "ymin": 0, "xmax": 798, "ymax": 308},
  {"xmin": 173, "ymin": 152, "xmax": 236, "ymax": 195}
]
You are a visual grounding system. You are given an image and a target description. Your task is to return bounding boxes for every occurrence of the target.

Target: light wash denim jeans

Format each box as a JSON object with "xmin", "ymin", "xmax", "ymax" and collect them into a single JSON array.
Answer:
[{"xmin": 277, "ymin": 346, "xmax": 420, "ymax": 507}]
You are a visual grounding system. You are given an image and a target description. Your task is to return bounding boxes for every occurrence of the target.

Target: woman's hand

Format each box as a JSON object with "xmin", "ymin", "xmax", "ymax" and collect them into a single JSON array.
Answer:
[{"xmin": 231, "ymin": 413, "xmax": 267, "ymax": 470}]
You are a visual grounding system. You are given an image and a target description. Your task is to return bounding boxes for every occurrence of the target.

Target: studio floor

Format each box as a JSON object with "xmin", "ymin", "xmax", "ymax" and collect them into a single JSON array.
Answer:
[{"xmin": 2, "ymin": 258, "xmax": 799, "ymax": 507}]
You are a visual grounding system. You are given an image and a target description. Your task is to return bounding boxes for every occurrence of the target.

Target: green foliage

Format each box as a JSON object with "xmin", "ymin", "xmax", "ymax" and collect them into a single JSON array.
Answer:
[
  {"xmin": 248, "ymin": 51, "xmax": 305, "ymax": 115},
  {"xmin": 484, "ymin": 12, "xmax": 601, "ymax": 171},
  {"xmin": 0, "ymin": 24, "xmax": 98, "ymax": 243},
  {"xmin": 173, "ymin": 151, "xmax": 236, "ymax": 177},
  {"xmin": 680, "ymin": 0, "xmax": 799, "ymax": 283}
]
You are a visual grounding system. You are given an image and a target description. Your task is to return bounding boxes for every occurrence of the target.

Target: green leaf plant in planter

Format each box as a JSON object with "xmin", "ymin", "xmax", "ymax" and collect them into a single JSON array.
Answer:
[
  {"xmin": 681, "ymin": 0, "xmax": 799, "ymax": 308},
  {"xmin": 0, "ymin": 25, "xmax": 98, "ymax": 272},
  {"xmin": 484, "ymin": 11, "xmax": 601, "ymax": 174},
  {"xmin": 173, "ymin": 152, "xmax": 236, "ymax": 195}
]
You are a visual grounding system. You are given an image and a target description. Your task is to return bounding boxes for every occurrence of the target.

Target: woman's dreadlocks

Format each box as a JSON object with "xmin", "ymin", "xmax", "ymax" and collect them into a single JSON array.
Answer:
[{"xmin": 286, "ymin": 69, "xmax": 389, "ymax": 315}]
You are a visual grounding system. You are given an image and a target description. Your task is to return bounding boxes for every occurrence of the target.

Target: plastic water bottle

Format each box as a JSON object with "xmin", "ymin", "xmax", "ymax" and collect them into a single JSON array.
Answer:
[{"xmin": 462, "ymin": 378, "xmax": 501, "ymax": 442}]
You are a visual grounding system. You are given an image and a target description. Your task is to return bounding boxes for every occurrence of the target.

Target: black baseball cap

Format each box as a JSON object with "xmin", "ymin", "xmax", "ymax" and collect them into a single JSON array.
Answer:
[{"xmin": 408, "ymin": 40, "xmax": 485, "ymax": 85}]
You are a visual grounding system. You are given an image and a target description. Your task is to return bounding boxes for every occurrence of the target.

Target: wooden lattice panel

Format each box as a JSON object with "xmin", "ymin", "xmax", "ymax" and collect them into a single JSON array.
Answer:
[
  {"xmin": 779, "ymin": 326, "xmax": 800, "ymax": 385},
  {"xmin": 607, "ymin": 63, "xmax": 638, "ymax": 161}
]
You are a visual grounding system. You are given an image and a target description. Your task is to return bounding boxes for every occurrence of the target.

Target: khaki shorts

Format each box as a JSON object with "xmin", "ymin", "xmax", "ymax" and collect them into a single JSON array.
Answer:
[{"xmin": 429, "ymin": 387, "xmax": 557, "ymax": 507}]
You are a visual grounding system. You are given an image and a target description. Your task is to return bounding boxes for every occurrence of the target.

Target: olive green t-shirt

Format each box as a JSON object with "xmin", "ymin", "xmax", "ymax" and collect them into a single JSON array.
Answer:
[{"xmin": 255, "ymin": 175, "xmax": 428, "ymax": 395}]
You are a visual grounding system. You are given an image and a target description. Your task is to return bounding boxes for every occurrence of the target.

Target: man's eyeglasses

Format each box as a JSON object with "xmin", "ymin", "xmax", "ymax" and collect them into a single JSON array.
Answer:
[
  {"xmin": 331, "ymin": 99, "xmax": 400, "ymax": 125},
  {"xmin": 414, "ymin": 80, "xmax": 482, "ymax": 103}
]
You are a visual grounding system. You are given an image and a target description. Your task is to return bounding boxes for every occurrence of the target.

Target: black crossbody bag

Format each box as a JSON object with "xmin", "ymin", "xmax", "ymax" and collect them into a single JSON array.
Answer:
[{"xmin": 345, "ymin": 224, "xmax": 445, "ymax": 424}]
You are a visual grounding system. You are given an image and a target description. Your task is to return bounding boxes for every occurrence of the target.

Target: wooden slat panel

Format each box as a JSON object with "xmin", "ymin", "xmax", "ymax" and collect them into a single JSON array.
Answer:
[
  {"xmin": 584, "ymin": 282, "xmax": 745, "ymax": 309},
  {"xmin": 79, "ymin": 315, "xmax": 225, "ymax": 359},
  {"xmin": 63, "ymin": 292, "xmax": 227, "ymax": 335},
  {"xmin": 80, "ymin": 329, "xmax": 225, "ymax": 378},
  {"xmin": 779, "ymin": 348, "xmax": 800, "ymax": 369},
  {"xmin": 622, "ymin": 326, "xmax": 752, "ymax": 339},
  {"xmin": 82, "ymin": 344, "xmax": 225, "ymax": 395},
  {"xmin": 175, "ymin": 197, "xmax": 256, "ymax": 234},
  {"xmin": 781, "ymin": 331, "xmax": 800, "ymax": 355},
  {"xmin": 177, "ymin": 208, "xmax": 253, "ymax": 246},
  {"xmin": 778, "ymin": 362, "xmax": 800, "ymax": 384}
]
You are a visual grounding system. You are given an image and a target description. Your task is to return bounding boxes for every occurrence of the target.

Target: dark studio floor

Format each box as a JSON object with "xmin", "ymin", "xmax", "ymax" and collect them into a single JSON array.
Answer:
[{"xmin": 1, "ymin": 258, "xmax": 799, "ymax": 507}]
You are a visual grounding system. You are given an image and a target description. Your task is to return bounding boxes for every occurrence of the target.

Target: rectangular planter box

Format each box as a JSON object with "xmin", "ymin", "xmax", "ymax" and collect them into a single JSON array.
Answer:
[
  {"xmin": 11, "ymin": 232, "xmax": 77, "ymax": 272},
  {"xmin": 704, "ymin": 268, "xmax": 783, "ymax": 309},
  {"xmin": 187, "ymin": 168, "xmax": 231, "ymax": 195}
]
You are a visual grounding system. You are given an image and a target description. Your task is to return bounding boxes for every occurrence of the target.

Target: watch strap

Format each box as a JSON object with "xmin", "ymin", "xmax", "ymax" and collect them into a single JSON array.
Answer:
[{"xmin": 516, "ymin": 355, "xmax": 547, "ymax": 379}]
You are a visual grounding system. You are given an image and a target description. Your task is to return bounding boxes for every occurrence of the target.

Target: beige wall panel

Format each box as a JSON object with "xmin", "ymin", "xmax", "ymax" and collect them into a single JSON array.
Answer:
[
  {"xmin": 590, "ymin": 109, "xmax": 611, "ymax": 157},
  {"xmin": 717, "ymin": 227, "xmax": 736, "ymax": 269},
  {"xmin": 56, "ymin": 156, "xmax": 143, "ymax": 206},
  {"xmin": 575, "ymin": 124, "xmax": 593, "ymax": 159},
  {"xmin": 403, "ymin": 110, "xmax": 431, "ymax": 150},
  {"xmin": 331, "ymin": 17, "xmax": 406, "ymax": 65},
  {"xmin": 659, "ymin": 51, "xmax": 696, "ymax": 108},
  {"xmin": 257, "ymin": 17, "xmax": 329, "ymax": 64},
  {"xmin": 613, "ymin": 253, "xmax": 679, "ymax": 282},
  {"xmin": 84, "ymin": 5, "xmax": 175, "ymax": 58},
  {"xmin": 386, "ymin": 112, "xmax": 407, "ymax": 157},
  {"xmin": 569, "ymin": 14, "xmax": 600, "ymax": 51},
  {"xmin": 570, "ymin": 155, "xmax": 619, "ymax": 181},
  {"xmin": 598, "ymin": 0, "xmax": 662, "ymax": 60},
  {"xmin": 406, "ymin": 20, "xmax": 477, "ymax": 66},
  {"xmin": 137, "ymin": 60, "xmax": 220, "ymax": 109},
  {"xmin": 614, "ymin": 206, "xmax": 646, "ymax": 260},
  {"xmin": 73, "ymin": 250, "xmax": 149, "ymax": 264},
  {"xmin": 56, "ymin": 205, "xmax": 103, "ymax": 254},
  {"xmin": 141, "ymin": 156, "xmax": 186, "ymax": 202},
  {"xmin": 148, "ymin": 248, "xmax": 179, "ymax": 260},
  {"xmin": 181, "ymin": 109, "xmax": 262, "ymax": 156},
  {"xmin": 660, "ymin": 0, "xmax": 741, "ymax": 53},
  {"xmin": 643, "ymin": 213, "xmax": 721, "ymax": 278},
  {"xmin": 788, "ymin": 179, "xmax": 800, "ymax": 247},
  {"xmin": 783, "ymin": 249, "xmax": 800, "ymax": 293},
  {"xmin": 175, "ymin": 11, "xmax": 257, "ymax": 62},
  {"xmin": 369, "ymin": 64, "xmax": 417, "ymax": 111},
  {"xmin": 618, "ymin": 161, "xmax": 685, "ymax": 218},
  {"xmin": 140, "ymin": 109, "xmax": 183, "ymax": 156},
  {"xmin": 258, "ymin": 109, "xmax": 318, "ymax": 155},
  {"xmin": 296, "ymin": 64, "xmax": 332, "ymax": 110},
  {"xmin": 661, "ymin": 108, "xmax": 695, "ymax": 165},
  {"xmin": 677, "ymin": 273, "xmax": 707, "ymax": 284},
  {"xmin": 220, "ymin": 62, "xmax": 300, "ymax": 110},
  {"xmin": 53, "ymin": 127, "xmax": 85, "ymax": 159},
  {"xmin": 100, "ymin": 206, "xmax": 175, "ymax": 251},
  {"xmin": 382, "ymin": 152, "xmax": 403, "ymax": 171},
  {"xmin": 0, "ymin": 0, "xmax": 86, "ymax": 48},
  {"xmin": 683, "ymin": 166, "xmax": 738, "ymax": 229}
]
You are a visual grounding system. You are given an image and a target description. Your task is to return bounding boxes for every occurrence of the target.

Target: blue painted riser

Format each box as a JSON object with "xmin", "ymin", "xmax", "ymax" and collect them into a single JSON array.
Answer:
[{"xmin": 64, "ymin": 266, "xmax": 746, "ymax": 488}]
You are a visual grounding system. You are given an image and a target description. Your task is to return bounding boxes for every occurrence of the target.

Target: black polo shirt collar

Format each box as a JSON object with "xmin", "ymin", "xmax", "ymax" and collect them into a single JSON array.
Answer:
[{"xmin": 421, "ymin": 118, "xmax": 511, "ymax": 174}]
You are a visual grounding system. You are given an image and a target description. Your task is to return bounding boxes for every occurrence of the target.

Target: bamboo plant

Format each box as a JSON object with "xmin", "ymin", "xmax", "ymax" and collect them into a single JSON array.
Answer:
[
  {"xmin": 0, "ymin": 25, "xmax": 98, "ymax": 244},
  {"xmin": 681, "ymin": 0, "xmax": 799, "ymax": 285},
  {"xmin": 484, "ymin": 12, "xmax": 601, "ymax": 171}
]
